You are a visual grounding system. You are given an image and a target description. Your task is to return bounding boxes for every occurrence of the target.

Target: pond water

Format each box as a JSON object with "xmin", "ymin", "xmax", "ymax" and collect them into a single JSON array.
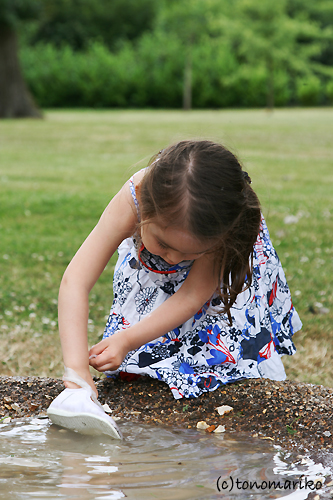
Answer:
[{"xmin": 0, "ymin": 417, "xmax": 332, "ymax": 500}]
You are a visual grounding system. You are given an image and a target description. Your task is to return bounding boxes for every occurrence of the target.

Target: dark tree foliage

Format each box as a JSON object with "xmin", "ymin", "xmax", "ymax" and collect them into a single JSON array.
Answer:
[
  {"xmin": 0, "ymin": 0, "xmax": 41, "ymax": 27},
  {"xmin": 0, "ymin": 0, "xmax": 42, "ymax": 117},
  {"xmin": 287, "ymin": 0, "xmax": 333, "ymax": 66},
  {"xmin": 32, "ymin": 0, "xmax": 158, "ymax": 50}
]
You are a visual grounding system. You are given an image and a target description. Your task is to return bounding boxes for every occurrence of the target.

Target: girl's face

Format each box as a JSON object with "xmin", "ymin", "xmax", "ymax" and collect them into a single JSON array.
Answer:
[{"xmin": 141, "ymin": 221, "xmax": 215, "ymax": 265}]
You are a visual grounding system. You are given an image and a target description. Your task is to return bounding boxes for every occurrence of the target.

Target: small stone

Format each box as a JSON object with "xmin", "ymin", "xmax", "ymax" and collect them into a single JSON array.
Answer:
[
  {"xmin": 2, "ymin": 417, "xmax": 11, "ymax": 424},
  {"xmin": 3, "ymin": 397, "xmax": 12, "ymax": 404},
  {"xmin": 206, "ymin": 425, "xmax": 216, "ymax": 433},
  {"xmin": 215, "ymin": 405, "xmax": 233, "ymax": 416},
  {"xmin": 214, "ymin": 425, "xmax": 226, "ymax": 433},
  {"xmin": 11, "ymin": 403, "xmax": 20, "ymax": 412},
  {"xmin": 323, "ymin": 431, "xmax": 331, "ymax": 437},
  {"xmin": 196, "ymin": 421, "xmax": 210, "ymax": 430},
  {"xmin": 112, "ymin": 416, "xmax": 121, "ymax": 421},
  {"xmin": 130, "ymin": 411, "xmax": 141, "ymax": 415}
]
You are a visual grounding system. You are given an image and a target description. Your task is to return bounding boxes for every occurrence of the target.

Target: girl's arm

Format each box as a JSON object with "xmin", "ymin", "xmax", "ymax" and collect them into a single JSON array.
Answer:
[
  {"xmin": 88, "ymin": 253, "xmax": 218, "ymax": 372},
  {"xmin": 58, "ymin": 180, "xmax": 137, "ymax": 395}
]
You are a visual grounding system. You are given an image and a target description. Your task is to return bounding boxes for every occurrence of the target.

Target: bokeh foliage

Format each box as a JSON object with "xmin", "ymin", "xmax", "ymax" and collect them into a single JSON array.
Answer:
[{"xmin": 12, "ymin": 0, "xmax": 333, "ymax": 109}]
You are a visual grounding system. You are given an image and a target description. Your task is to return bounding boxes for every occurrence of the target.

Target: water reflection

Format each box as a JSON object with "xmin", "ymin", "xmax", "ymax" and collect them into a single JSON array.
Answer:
[{"xmin": 0, "ymin": 417, "xmax": 331, "ymax": 499}]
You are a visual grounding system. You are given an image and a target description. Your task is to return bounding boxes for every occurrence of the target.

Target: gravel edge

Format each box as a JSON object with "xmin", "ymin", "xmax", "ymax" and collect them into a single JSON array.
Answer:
[{"xmin": 1, "ymin": 375, "xmax": 332, "ymax": 454}]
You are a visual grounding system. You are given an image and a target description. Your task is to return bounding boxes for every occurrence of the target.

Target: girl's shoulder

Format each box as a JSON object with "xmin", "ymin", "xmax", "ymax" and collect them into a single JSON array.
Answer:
[
  {"xmin": 115, "ymin": 170, "xmax": 145, "ymax": 215},
  {"xmin": 131, "ymin": 168, "xmax": 146, "ymax": 187}
]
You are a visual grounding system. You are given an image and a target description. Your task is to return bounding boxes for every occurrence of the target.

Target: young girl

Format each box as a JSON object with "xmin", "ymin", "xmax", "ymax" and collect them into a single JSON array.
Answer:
[{"xmin": 48, "ymin": 140, "xmax": 301, "ymax": 436}]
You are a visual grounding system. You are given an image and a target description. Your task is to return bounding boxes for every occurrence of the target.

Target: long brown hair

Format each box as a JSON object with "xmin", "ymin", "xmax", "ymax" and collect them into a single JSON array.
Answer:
[{"xmin": 139, "ymin": 140, "xmax": 261, "ymax": 322}]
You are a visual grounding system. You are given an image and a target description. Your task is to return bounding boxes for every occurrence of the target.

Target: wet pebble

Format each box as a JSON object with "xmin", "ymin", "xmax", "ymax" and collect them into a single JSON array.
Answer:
[
  {"xmin": 215, "ymin": 405, "xmax": 233, "ymax": 416},
  {"xmin": 196, "ymin": 421, "xmax": 210, "ymax": 430}
]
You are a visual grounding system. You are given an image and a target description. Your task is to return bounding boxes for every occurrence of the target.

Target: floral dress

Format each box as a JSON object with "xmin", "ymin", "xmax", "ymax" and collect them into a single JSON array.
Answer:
[{"xmin": 103, "ymin": 176, "xmax": 302, "ymax": 399}]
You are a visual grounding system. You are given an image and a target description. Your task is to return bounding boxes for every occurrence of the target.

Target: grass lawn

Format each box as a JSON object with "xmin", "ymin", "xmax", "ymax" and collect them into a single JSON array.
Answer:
[{"xmin": 0, "ymin": 108, "xmax": 332, "ymax": 385}]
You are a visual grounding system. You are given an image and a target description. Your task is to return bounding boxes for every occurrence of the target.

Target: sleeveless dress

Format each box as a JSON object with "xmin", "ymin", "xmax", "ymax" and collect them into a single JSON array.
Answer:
[{"xmin": 103, "ymin": 176, "xmax": 302, "ymax": 399}]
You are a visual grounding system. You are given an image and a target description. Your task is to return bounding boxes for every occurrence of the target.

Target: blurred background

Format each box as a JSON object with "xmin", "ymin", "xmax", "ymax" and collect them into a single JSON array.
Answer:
[
  {"xmin": 0, "ymin": 1, "xmax": 332, "ymax": 388},
  {"xmin": 1, "ymin": 0, "xmax": 333, "ymax": 116}
]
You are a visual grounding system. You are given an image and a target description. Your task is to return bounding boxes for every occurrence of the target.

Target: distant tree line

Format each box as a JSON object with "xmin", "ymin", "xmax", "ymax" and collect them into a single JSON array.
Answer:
[{"xmin": 1, "ymin": 0, "xmax": 333, "ymax": 117}]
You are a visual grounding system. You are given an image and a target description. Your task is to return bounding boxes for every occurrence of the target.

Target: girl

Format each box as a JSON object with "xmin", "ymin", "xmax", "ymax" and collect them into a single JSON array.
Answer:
[{"xmin": 48, "ymin": 140, "xmax": 301, "ymax": 435}]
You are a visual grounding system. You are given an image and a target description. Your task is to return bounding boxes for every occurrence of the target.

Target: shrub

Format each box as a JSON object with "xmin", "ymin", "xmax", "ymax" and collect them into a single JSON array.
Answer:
[
  {"xmin": 19, "ymin": 40, "xmax": 327, "ymax": 109},
  {"xmin": 326, "ymin": 80, "xmax": 333, "ymax": 104},
  {"xmin": 296, "ymin": 75, "xmax": 322, "ymax": 106}
]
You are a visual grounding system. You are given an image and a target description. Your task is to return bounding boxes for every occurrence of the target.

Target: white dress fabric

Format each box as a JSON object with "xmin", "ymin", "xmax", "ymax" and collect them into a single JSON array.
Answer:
[{"xmin": 103, "ymin": 177, "xmax": 302, "ymax": 399}]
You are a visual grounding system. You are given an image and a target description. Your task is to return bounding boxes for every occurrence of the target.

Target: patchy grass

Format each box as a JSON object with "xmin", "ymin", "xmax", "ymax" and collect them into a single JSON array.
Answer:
[{"xmin": 0, "ymin": 109, "xmax": 332, "ymax": 385}]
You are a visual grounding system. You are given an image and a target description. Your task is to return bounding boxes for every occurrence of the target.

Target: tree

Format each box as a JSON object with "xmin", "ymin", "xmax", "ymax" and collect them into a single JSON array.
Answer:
[
  {"xmin": 30, "ymin": 0, "xmax": 158, "ymax": 51},
  {"xmin": 287, "ymin": 0, "xmax": 333, "ymax": 67},
  {"xmin": 156, "ymin": 0, "xmax": 222, "ymax": 110},
  {"xmin": 0, "ymin": 0, "xmax": 42, "ymax": 117},
  {"xmin": 219, "ymin": 0, "xmax": 333, "ymax": 109}
]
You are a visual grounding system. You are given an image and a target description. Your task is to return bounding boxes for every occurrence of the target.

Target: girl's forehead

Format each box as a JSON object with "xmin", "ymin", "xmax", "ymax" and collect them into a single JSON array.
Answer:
[{"xmin": 147, "ymin": 222, "xmax": 216, "ymax": 254}]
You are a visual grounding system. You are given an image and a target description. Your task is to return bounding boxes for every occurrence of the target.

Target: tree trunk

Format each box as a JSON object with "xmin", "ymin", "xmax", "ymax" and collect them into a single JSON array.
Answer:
[
  {"xmin": 0, "ymin": 26, "xmax": 42, "ymax": 118},
  {"xmin": 183, "ymin": 49, "xmax": 192, "ymax": 110},
  {"xmin": 266, "ymin": 54, "xmax": 275, "ymax": 111}
]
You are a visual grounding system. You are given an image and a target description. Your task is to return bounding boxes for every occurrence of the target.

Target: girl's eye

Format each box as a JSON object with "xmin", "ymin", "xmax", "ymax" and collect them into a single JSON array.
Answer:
[{"xmin": 157, "ymin": 240, "xmax": 168, "ymax": 249}]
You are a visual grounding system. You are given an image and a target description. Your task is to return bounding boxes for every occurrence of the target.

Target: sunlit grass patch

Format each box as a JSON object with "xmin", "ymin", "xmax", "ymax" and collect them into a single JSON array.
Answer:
[{"xmin": 0, "ymin": 108, "xmax": 332, "ymax": 385}]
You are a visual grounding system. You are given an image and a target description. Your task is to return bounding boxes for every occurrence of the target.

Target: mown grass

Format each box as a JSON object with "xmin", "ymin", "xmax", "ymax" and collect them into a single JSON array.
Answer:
[{"xmin": 0, "ymin": 109, "xmax": 332, "ymax": 385}]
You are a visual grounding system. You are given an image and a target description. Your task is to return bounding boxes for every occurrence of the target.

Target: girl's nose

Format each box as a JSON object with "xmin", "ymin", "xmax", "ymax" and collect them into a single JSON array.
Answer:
[{"xmin": 165, "ymin": 250, "xmax": 181, "ymax": 265}]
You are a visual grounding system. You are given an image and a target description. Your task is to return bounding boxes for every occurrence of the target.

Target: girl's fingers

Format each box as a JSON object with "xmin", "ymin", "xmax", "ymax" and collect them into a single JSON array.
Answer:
[
  {"xmin": 94, "ymin": 362, "xmax": 116, "ymax": 372},
  {"xmin": 90, "ymin": 349, "xmax": 110, "ymax": 366},
  {"xmin": 89, "ymin": 350, "xmax": 121, "ymax": 372},
  {"xmin": 89, "ymin": 332, "xmax": 127, "ymax": 371},
  {"xmin": 89, "ymin": 358, "xmax": 119, "ymax": 372},
  {"xmin": 89, "ymin": 338, "xmax": 110, "ymax": 356}
]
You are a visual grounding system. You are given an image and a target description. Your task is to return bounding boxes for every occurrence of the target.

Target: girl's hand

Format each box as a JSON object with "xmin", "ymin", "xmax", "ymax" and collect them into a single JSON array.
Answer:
[{"xmin": 89, "ymin": 331, "xmax": 130, "ymax": 372}]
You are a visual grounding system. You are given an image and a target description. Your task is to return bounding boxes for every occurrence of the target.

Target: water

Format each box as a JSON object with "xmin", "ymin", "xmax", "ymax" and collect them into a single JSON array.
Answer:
[{"xmin": 0, "ymin": 417, "xmax": 332, "ymax": 500}]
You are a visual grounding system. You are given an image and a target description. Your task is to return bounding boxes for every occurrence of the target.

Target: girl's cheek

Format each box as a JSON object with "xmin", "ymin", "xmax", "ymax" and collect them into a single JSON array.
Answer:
[{"xmin": 142, "ymin": 236, "xmax": 160, "ymax": 256}]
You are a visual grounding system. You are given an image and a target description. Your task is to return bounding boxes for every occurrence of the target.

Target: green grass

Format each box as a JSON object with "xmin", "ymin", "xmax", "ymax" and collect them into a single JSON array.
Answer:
[{"xmin": 0, "ymin": 109, "xmax": 332, "ymax": 385}]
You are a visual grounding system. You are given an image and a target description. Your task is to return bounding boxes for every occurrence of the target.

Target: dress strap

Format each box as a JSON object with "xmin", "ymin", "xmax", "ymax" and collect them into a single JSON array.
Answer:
[{"xmin": 129, "ymin": 175, "xmax": 141, "ymax": 222}]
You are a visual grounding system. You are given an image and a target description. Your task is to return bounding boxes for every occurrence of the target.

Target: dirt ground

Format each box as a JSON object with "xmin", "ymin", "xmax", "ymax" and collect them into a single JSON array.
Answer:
[{"xmin": 1, "ymin": 375, "xmax": 332, "ymax": 455}]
